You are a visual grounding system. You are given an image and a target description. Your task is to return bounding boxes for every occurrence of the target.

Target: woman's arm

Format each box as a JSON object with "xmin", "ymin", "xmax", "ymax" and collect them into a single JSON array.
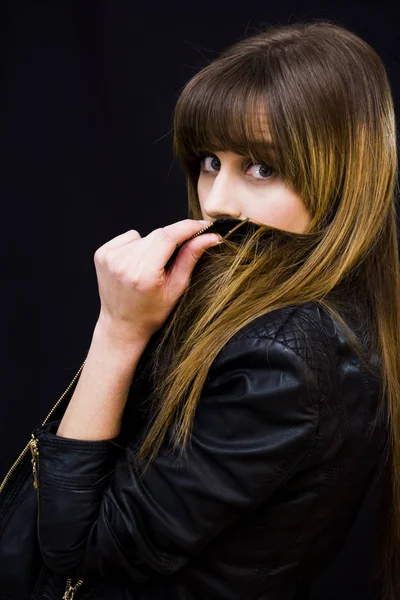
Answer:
[{"xmin": 56, "ymin": 319, "xmax": 151, "ymax": 441}]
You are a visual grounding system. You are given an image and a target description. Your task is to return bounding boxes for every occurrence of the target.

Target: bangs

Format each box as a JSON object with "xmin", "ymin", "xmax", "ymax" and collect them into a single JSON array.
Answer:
[{"xmin": 173, "ymin": 59, "xmax": 281, "ymax": 172}]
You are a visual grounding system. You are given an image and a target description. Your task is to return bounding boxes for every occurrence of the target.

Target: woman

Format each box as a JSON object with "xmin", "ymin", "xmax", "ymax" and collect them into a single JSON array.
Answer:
[{"xmin": 8, "ymin": 19, "xmax": 400, "ymax": 600}]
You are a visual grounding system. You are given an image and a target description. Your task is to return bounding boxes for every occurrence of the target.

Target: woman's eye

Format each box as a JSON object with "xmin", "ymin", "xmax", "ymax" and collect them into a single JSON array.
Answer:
[
  {"xmin": 247, "ymin": 163, "xmax": 275, "ymax": 180},
  {"xmin": 199, "ymin": 154, "xmax": 275, "ymax": 181},
  {"xmin": 199, "ymin": 155, "xmax": 220, "ymax": 173}
]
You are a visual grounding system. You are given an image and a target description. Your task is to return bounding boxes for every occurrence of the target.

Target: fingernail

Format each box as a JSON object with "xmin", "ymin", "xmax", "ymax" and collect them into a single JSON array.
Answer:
[
  {"xmin": 212, "ymin": 234, "xmax": 223, "ymax": 242},
  {"xmin": 199, "ymin": 220, "xmax": 210, "ymax": 225}
]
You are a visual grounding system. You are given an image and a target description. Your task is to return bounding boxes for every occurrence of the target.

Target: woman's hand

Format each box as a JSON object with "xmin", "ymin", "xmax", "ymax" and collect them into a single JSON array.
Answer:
[{"xmin": 93, "ymin": 219, "xmax": 222, "ymax": 345}]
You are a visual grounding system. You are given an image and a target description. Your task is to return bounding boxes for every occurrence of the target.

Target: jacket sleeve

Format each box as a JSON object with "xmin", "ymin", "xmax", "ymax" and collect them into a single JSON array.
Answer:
[{"xmin": 34, "ymin": 336, "xmax": 320, "ymax": 582}]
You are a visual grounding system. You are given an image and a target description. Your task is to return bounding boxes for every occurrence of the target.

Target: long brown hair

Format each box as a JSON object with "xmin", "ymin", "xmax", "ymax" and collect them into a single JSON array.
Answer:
[{"xmin": 132, "ymin": 20, "xmax": 400, "ymax": 598}]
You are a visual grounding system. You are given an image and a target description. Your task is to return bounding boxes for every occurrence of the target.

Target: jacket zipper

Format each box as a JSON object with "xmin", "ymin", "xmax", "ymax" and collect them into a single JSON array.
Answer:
[
  {"xmin": 0, "ymin": 361, "xmax": 86, "ymax": 598},
  {"xmin": 173, "ymin": 219, "xmax": 216, "ymax": 252},
  {"xmin": 0, "ymin": 360, "xmax": 86, "ymax": 496},
  {"xmin": 62, "ymin": 578, "xmax": 84, "ymax": 599},
  {"xmin": 29, "ymin": 435, "xmax": 41, "ymax": 559},
  {"xmin": 30, "ymin": 432, "xmax": 85, "ymax": 599},
  {"xmin": 173, "ymin": 217, "xmax": 250, "ymax": 253}
]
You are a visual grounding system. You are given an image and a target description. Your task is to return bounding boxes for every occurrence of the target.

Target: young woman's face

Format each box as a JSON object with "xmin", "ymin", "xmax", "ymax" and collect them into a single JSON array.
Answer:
[{"xmin": 197, "ymin": 151, "xmax": 311, "ymax": 233}]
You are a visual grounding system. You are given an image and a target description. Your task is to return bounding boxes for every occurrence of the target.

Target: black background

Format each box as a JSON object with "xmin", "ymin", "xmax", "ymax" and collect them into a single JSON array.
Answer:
[{"xmin": 1, "ymin": 2, "xmax": 399, "ymax": 597}]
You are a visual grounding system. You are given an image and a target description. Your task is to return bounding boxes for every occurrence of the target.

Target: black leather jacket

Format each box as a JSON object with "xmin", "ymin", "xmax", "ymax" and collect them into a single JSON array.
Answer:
[{"xmin": 1, "ymin": 300, "xmax": 387, "ymax": 600}]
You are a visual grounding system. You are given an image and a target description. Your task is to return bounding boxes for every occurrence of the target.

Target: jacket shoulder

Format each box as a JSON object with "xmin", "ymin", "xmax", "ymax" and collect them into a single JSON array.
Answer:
[
  {"xmin": 225, "ymin": 301, "xmax": 339, "ymax": 401},
  {"xmin": 229, "ymin": 301, "xmax": 333, "ymax": 343}
]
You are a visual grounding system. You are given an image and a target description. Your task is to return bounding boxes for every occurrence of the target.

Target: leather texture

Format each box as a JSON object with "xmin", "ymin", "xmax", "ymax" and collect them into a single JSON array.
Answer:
[{"xmin": 0, "ymin": 300, "xmax": 387, "ymax": 599}]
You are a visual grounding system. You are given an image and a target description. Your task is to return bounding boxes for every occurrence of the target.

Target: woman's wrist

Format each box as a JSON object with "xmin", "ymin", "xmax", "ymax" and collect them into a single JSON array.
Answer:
[{"xmin": 93, "ymin": 313, "xmax": 152, "ymax": 357}]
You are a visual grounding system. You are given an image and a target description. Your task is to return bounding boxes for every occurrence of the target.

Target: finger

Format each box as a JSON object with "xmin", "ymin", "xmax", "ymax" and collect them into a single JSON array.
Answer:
[
  {"xmin": 141, "ymin": 219, "xmax": 214, "ymax": 271},
  {"xmin": 102, "ymin": 229, "xmax": 141, "ymax": 250},
  {"xmin": 167, "ymin": 232, "xmax": 222, "ymax": 288}
]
